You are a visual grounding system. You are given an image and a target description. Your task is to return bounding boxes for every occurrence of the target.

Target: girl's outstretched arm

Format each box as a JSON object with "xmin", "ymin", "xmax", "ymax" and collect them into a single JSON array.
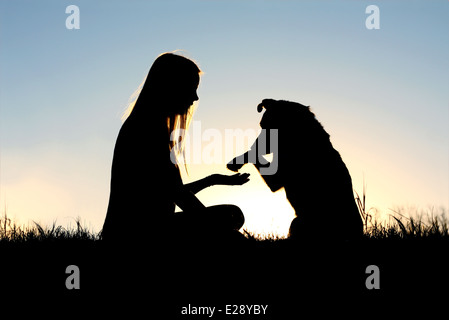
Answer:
[{"xmin": 174, "ymin": 189, "xmax": 206, "ymax": 212}]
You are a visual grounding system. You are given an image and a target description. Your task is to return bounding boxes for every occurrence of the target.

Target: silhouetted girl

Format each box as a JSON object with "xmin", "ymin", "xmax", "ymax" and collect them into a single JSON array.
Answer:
[{"xmin": 102, "ymin": 53, "xmax": 248, "ymax": 244}]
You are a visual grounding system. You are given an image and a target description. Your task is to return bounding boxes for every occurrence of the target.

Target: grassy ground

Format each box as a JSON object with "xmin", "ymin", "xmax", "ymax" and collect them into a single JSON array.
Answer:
[
  {"xmin": 1, "ymin": 206, "xmax": 447, "ymax": 244},
  {"xmin": 0, "ymin": 214, "xmax": 98, "ymax": 244},
  {"xmin": 1, "ymin": 208, "xmax": 447, "ymax": 316}
]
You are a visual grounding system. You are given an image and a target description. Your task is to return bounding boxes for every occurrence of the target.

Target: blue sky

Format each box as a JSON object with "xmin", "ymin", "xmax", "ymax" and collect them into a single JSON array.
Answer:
[{"xmin": 1, "ymin": 1, "xmax": 448, "ymax": 235}]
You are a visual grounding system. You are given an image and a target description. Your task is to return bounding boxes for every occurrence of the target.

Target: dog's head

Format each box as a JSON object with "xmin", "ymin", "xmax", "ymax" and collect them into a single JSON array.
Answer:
[
  {"xmin": 257, "ymin": 99, "xmax": 329, "ymax": 141},
  {"xmin": 257, "ymin": 99, "xmax": 311, "ymax": 130}
]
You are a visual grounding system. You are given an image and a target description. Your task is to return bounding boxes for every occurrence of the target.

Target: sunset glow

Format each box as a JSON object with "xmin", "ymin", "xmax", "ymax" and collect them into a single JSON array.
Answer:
[{"xmin": 0, "ymin": 1, "xmax": 447, "ymax": 236}]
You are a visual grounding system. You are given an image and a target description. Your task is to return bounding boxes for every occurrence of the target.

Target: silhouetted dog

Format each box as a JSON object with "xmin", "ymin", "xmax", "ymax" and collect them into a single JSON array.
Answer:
[{"xmin": 228, "ymin": 99, "xmax": 363, "ymax": 241}]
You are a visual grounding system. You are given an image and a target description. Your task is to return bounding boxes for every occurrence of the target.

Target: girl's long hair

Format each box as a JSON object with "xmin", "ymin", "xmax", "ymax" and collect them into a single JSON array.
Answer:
[{"xmin": 122, "ymin": 52, "xmax": 201, "ymax": 169}]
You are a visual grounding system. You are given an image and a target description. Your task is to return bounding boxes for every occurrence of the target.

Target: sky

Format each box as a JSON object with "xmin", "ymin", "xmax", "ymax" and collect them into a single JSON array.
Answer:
[{"xmin": 0, "ymin": 0, "xmax": 448, "ymax": 237}]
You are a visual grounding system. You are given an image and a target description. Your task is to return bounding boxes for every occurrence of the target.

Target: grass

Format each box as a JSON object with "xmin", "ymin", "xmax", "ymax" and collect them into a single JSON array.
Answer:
[
  {"xmin": 1, "ymin": 184, "xmax": 448, "ymax": 245},
  {"xmin": 1, "ymin": 208, "xmax": 448, "ymax": 244},
  {"xmin": 368, "ymin": 209, "xmax": 448, "ymax": 240},
  {"xmin": 0, "ymin": 213, "xmax": 98, "ymax": 244},
  {"xmin": 1, "ymin": 204, "xmax": 448, "ymax": 306}
]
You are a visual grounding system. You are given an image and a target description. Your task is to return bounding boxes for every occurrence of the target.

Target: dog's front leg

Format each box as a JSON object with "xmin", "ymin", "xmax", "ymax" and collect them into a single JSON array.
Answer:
[
  {"xmin": 227, "ymin": 132, "xmax": 261, "ymax": 171},
  {"xmin": 227, "ymin": 152, "xmax": 249, "ymax": 172},
  {"xmin": 227, "ymin": 130, "xmax": 274, "ymax": 172}
]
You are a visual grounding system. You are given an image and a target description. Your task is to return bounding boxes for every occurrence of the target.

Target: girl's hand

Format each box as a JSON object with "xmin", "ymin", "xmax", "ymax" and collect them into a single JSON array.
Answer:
[{"xmin": 211, "ymin": 173, "xmax": 250, "ymax": 186}]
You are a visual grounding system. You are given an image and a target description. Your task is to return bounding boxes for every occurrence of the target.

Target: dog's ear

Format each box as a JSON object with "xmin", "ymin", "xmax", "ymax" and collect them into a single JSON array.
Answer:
[{"xmin": 257, "ymin": 99, "xmax": 278, "ymax": 113}]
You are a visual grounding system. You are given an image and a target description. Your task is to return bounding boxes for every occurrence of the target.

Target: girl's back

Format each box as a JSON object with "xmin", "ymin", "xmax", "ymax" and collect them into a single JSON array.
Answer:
[{"xmin": 102, "ymin": 116, "xmax": 180, "ymax": 241}]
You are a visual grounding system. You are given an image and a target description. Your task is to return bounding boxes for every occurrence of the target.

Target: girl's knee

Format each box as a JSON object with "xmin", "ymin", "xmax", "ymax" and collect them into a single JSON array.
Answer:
[
  {"xmin": 209, "ymin": 204, "xmax": 245, "ymax": 230},
  {"xmin": 226, "ymin": 205, "xmax": 245, "ymax": 230}
]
